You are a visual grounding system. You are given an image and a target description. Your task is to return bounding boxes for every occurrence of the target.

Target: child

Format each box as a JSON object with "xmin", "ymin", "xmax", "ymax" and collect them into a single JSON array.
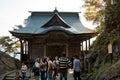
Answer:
[
  {"xmin": 14, "ymin": 71, "xmax": 21, "ymax": 80},
  {"xmin": 21, "ymin": 63, "xmax": 27, "ymax": 80}
]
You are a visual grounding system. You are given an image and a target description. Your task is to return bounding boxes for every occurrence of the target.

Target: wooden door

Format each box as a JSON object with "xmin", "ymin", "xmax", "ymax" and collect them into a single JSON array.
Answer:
[{"xmin": 46, "ymin": 45, "xmax": 66, "ymax": 59}]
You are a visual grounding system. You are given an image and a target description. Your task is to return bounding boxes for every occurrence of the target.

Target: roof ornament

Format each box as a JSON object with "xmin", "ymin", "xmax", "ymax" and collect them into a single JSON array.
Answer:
[{"xmin": 54, "ymin": 7, "xmax": 58, "ymax": 13}]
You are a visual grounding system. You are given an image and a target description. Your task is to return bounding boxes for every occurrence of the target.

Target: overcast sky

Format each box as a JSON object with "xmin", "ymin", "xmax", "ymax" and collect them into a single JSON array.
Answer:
[{"xmin": 0, "ymin": 0, "xmax": 96, "ymax": 36}]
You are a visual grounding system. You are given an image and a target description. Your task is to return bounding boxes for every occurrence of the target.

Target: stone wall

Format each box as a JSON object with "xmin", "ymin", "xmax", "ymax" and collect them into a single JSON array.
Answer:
[{"xmin": 0, "ymin": 51, "xmax": 20, "ymax": 75}]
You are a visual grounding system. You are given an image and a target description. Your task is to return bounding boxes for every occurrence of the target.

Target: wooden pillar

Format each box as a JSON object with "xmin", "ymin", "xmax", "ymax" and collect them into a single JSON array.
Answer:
[
  {"xmin": 66, "ymin": 44, "xmax": 69, "ymax": 57},
  {"xmin": 24, "ymin": 41, "xmax": 27, "ymax": 54},
  {"xmin": 88, "ymin": 39, "xmax": 90, "ymax": 50},
  {"xmin": 44, "ymin": 45, "xmax": 46, "ymax": 57},
  {"xmin": 79, "ymin": 43, "xmax": 81, "ymax": 55},
  {"xmin": 81, "ymin": 42, "xmax": 83, "ymax": 51},
  {"xmin": 80, "ymin": 43, "xmax": 82, "ymax": 51},
  {"xmin": 86, "ymin": 40, "xmax": 87, "ymax": 51},
  {"xmin": 80, "ymin": 41, "xmax": 85, "ymax": 71},
  {"xmin": 20, "ymin": 39, "xmax": 24, "ymax": 62},
  {"xmin": 28, "ymin": 41, "xmax": 32, "ymax": 60}
]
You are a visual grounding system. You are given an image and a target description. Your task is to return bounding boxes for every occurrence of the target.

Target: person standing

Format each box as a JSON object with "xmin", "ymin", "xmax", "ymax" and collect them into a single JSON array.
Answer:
[
  {"xmin": 21, "ymin": 63, "xmax": 27, "ymax": 80},
  {"xmin": 14, "ymin": 71, "xmax": 21, "ymax": 80},
  {"xmin": 32, "ymin": 57, "xmax": 40, "ymax": 80},
  {"xmin": 39, "ymin": 57, "xmax": 46, "ymax": 80},
  {"xmin": 43, "ymin": 56, "xmax": 48, "ymax": 80},
  {"xmin": 53, "ymin": 56, "xmax": 59, "ymax": 80},
  {"xmin": 73, "ymin": 55, "xmax": 82, "ymax": 80},
  {"xmin": 47, "ymin": 57, "xmax": 53, "ymax": 80},
  {"xmin": 58, "ymin": 52, "xmax": 71, "ymax": 80}
]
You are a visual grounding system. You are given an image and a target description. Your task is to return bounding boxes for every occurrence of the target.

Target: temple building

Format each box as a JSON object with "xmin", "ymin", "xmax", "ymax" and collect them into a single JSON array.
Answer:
[{"xmin": 10, "ymin": 9, "xmax": 96, "ymax": 63}]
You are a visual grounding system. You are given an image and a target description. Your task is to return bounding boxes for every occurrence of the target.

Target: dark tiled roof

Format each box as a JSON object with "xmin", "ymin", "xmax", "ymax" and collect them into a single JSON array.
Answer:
[{"xmin": 10, "ymin": 10, "xmax": 94, "ymax": 35}]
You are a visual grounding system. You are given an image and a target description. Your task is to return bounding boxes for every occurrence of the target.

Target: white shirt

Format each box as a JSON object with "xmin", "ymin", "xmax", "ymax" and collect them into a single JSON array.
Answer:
[
  {"xmin": 73, "ymin": 59, "xmax": 82, "ymax": 72},
  {"xmin": 21, "ymin": 64, "xmax": 27, "ymax": 72},
  {"xmin": 35, "ymin": 61, "xmax": 40, "ymax": 68}
]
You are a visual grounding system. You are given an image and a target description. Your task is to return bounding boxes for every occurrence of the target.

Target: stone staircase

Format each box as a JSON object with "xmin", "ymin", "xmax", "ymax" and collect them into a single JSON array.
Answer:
[
  {"xmin": 4, "ymin": 75, "xmax": 14, "ymax": 80},
  {"xmin": 4, "ymin": 75, "xmax": 31, "ymax": 80},
  {"xmin": 0, "ymin": 70, "xmax": 16, "ymax": 80},
  {"xmin": 1, "ymin": 69, "xmax": 75, "ymax": 80},
  {"xmin": 1, "ymin": 69, "xmax": 33, "ymax": 80}
]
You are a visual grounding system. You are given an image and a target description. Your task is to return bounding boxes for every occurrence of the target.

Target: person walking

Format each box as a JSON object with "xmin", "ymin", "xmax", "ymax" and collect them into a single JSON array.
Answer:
[
  {"xmin": 73, "ymin": 55, "xmax": 82, "ymax": 80},
  {"xmin": 21, "ymin": 63, "xmax": 27, "ymax": 80},
  {"xmin": 58, "ymin": 52, "xmax": 71, "ymax": 80}
]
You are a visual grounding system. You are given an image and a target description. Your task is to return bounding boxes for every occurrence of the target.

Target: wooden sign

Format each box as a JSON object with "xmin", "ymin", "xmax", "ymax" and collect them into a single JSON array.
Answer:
[{"xmin": 108, "ymin": 43, "xmax": 112, "ymax": 54}]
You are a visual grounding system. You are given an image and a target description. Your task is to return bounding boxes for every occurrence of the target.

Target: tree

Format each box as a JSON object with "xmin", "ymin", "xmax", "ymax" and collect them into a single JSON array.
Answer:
[
  {"xmin": 0, "ymin": 36, "xmax": 20, "ymax": 57},
  {"xmin": 0, "ymin": 24, "xmax": 24, "ymax": 67},
  {"xmin": 84, "ymin": 0, "xmax": 120, "ymax": 34},
  {"xmin": 83, "ymin": 0, "xmax": 120, "ymax": 79},
  {"xmin": 83, "ymin": 0, "xmax": 120, "ymax": 55}
]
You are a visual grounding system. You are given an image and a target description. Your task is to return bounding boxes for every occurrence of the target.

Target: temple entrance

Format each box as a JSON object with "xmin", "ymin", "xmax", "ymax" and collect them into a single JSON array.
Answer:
[{"xmin": 46, "ymin": 44, "xmax": 66, "ymax": 59}]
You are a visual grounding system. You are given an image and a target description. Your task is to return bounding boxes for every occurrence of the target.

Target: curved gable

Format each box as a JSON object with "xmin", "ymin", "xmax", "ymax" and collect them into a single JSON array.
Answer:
[{"xmin": 42, "ymin": 13, "xmax": 71, "ymax": 28}]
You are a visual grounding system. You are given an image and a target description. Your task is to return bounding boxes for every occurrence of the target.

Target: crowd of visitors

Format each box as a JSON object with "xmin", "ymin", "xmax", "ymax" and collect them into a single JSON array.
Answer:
[
  {"xmin": 31, "ymin": 56, "xmax": 59, "ymax": 80},
  {"xmin": 19, "ymin": 52, "xmax": 82, "ymax": 80}
]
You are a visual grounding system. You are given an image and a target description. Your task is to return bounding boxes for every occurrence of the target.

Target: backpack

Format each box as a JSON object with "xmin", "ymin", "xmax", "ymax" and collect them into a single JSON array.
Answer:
[
  {"xmin": 51, "ymin": 62, "xmax": 55, "ymax": 70},
  {"xmin": 31, "ymin": 64, "xmax": 39, "ymax": 73},
  {"xmin": 48, "ymin": 61, "xmax": 55, "ymax": 72},
  {"xmin": 31, "ymin": 65, "xmax": 36, "ymax": 72}
]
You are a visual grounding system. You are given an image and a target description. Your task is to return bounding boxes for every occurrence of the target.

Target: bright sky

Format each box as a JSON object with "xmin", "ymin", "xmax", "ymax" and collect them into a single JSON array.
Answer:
[{"xmin": 0, "ymin": 0, "xmax": 96, "ymax": 36}]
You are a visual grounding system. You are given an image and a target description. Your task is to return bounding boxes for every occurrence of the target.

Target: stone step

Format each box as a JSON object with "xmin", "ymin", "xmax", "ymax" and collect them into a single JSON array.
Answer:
[
  {"xmin": 4, "ymin": 75, "xmax": 31, "ymax": 80},
  {"xmin": 4, "ymin": 75, "xmax": 14, "ymax": 80}
]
